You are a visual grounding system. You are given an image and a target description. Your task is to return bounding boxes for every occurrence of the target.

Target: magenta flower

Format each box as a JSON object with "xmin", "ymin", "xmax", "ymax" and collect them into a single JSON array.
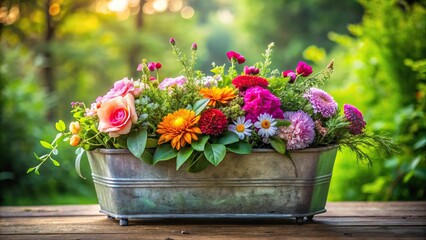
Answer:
[
  {"xmin": 282, "ymin": 70, "xmax": 297, "ymax": 83},
  {"xmin": 148, "ymin": 62, "xmax": 157, "ymax": 71},
  {"xmin": 343, "ymin": 104, "xmax": 366, "ymax": 135},
  {"xmin": 303, "ymin": 87, "xmax": 338, "ymax": 118},
  {"xmin": 243, "ymin": 86, "xmax": 284, "ymax": 123},
  {"xmin": 296, "ymin": 61, "xmax": 313, "ymax": 77},
  {"xmin": 226, "ymin": 51, "xmax": 246, "ymax": 64},
  {"xmin": 278, "ymin": 110, "xmax": 315, "ymax": 150},
  {"xmin": 244, "ymin": 66, "xmax": 260, "ymax": 75}
]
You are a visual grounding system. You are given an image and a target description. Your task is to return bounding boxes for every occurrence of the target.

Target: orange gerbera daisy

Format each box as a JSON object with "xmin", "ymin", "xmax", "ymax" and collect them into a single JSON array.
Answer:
[
  {"xmin": 157, "ymin": 109, "xmax": 202, "ymax": 150},
  {"xmin": 199, "ymin": 86, "xmax": 236, "ymax": 107}
]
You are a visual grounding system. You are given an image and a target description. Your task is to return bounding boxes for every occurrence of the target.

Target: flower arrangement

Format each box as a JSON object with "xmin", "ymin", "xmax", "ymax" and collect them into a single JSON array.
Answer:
[{"xmin": 30, "ymin": 39, "xmax": 398, "ymax": 175}]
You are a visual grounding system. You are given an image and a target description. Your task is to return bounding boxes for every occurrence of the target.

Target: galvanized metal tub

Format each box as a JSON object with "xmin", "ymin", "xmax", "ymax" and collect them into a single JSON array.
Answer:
[{"xmin": 87, "ymin": 145, "xmax": 338, "ymax": 225}]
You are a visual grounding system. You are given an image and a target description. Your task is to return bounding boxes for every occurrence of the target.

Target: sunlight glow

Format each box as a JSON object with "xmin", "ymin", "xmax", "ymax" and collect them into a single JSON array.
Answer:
[
  {"xmin": 217, "ymin": 9, "xmax": 234, "ymax": 24},
  {"xmin": 108, "ymin": 0, "xmax": 129, "ymax": 12},
  {"xmin": 0, "ymin": 5, "xmax": 20, "ymax": 25},
  {"xmin": 153, "ymin": 0, "xmax": 168, "ymax": 12},
  {"xmin": 169, "ymin": 0, "xmax": 183, "ymax": 12},
  {"xmin": 143, "ymin": 1, "xmax": 156, "ymax": 14},
  {"xmin": 180, "ymin": 6, "xmax": 194, "ymax": 19}
]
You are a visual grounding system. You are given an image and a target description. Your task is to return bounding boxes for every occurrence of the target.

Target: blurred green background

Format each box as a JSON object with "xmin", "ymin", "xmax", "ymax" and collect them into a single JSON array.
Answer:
[{"xmin": 0, "ymin": 0, "xmax": 425, "ymax": 205}]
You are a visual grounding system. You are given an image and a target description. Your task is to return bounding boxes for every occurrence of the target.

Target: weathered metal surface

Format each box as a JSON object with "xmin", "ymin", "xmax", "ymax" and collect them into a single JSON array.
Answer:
[{"xmin": 87, "ymin": 145, "xmax": 338, "ymax": 222}]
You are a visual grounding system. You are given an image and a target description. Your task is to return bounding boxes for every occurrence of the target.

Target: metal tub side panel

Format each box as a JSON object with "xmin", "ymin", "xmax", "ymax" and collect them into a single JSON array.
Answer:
[{"xmin": 87, "ymin": 146, "xmax": 337, "ymax": 216}]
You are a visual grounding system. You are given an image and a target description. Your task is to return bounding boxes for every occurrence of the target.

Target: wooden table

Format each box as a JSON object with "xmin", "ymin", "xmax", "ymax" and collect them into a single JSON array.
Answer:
[{"xmin": 0, "ymin": 202, "xmax": 425, "ymax": 239}]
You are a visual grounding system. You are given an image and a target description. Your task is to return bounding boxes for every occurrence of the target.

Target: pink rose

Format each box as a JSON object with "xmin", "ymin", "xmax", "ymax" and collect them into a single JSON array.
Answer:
[
  {"xmin": 103, "ymin": 77, "xmax": 135, "ymax": 101},
  {"xmin": 295, "ymin": 61, "xmax": 313, "ymax": 77},
  {"xmin": 97, "ymin": 94, "xmax": 138, "ymax": 138}
]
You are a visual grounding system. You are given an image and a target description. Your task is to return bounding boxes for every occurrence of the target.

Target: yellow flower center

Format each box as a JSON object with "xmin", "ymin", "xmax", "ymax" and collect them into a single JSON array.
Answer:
[
  {"xmin": 261, "ymin": 120, "xmax": 270, "ymax": 129},
  {"xmin": 173, "ymin": 117, "xmax": 185, "ymax": 127},
  {"xmin": 236, "ymin": 124, "xmax": 245, "ymax": 133}
]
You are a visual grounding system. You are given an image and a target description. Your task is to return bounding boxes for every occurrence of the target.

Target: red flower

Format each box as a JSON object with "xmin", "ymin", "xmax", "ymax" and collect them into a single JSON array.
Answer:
[
  {"xmin": 232, "ymin": 75, "xmax": 269, "ymax": 92},
  {"xmin": 295, "ymin": 61, "xmax": 313, "ymax": 77},
  {"xmin": 199, "ymin": 108, "xmax": 228, "ymax": 136},
  {"xmin": 226, "ymin": 51, "xmax": 246, "ymax": 64}
]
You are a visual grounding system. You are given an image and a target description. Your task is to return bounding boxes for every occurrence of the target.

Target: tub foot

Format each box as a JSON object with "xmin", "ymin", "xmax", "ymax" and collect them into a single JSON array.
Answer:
[
  {"xmin": 107, "ymin": 215, "xmax": 115, "ymax": 220},
  {"xmin": 119, "ymin": 218, "xmax": 128, "ymax": 226},
  {"xmin": 306, "ymin": 215, "xmax": 314, "ymax": 221},
  {"xmin": 295, "ymin": 217, "xmax": 304, "ymax": 225}
]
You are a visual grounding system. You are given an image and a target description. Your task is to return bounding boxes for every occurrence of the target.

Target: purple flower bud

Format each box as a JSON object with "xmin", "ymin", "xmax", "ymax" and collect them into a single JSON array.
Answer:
[
  {"xmin": 191, "ymin": 42, "xmax": 198, "ymax": 50},
  {"xmin": 169, "ymin": 38, "xmax": 176, "ymax": 46}
]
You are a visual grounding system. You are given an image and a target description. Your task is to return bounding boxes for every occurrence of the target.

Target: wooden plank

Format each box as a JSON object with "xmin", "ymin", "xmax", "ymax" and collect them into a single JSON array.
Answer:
[
  {"xmin": 0, "ymin": 204, "xmax": 101, "ymax": 217},
  {"xmin": 1, "ymin": 202, "xmax": 425, "ymax": 217},
  {"xmin": 0, "ymin": 202, "xmax": 425, "ymax": 240}
]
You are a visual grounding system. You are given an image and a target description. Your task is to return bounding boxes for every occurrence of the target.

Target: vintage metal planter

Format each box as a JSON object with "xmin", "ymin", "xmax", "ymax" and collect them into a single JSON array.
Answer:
[{"xmin": 87, "ymin": 145, "xmax": 338, "ymax": 226}]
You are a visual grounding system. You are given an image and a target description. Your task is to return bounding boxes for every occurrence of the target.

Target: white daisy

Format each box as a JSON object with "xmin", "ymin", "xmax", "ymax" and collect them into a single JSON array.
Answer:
[
  {"xmin": 254, "ymin": 113, "xmax": 277, "ymax": 138},
  {"xmin": 228, "ymin": 116, "xmax": 253, "ymax": 140}
]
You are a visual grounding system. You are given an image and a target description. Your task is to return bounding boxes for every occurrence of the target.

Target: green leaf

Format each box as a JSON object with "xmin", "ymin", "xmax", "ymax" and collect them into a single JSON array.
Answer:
[
  {"xmin": 153, "ymin": 144, "xmax": 178, "ymax": 164},
  {"xmin": 188, "ymin": 153, "xmax": 210, "ymax": 173},
  {"xmin": 146, "ymin": 138, "xmax": 158, "ymax": 148},
  {"xmin": 275, "ymin": 119, "xmax": 291, "ymax": 127},
  {"xmin": 27, "ymin": 167, "xmax": 35, "ymax": 174},
  {"xmin": 51, "ymin": 159, "xmax": 60, "ymax": 167},
  {"xmin": 270, "ymin": 137, "xmax": 286, "ymax": 154},
  {"xmin": 193, "ymin": 98, "xmax": 210, "ymax": 115},
  {"xmin": 40, "ymin": 141, "xmax": 53, "ymax": 149},
  {"xmin": 215, "ymin": 131, "xmax": 239, "ymax": 145},
  {"xmin": 55, "ymin": 120, "xmax": 66, "ymax": 132},
  {"xmin": 74, "ymin": 147, "xmax": 86, "ymax": 179},
  {"xmin": 191, "ymin": 135, "xmax": 210, "ymax": 151},
  {"xmin": 226, "ymin": 141, "xmax": 252, "ymax": 154},
  {"xmin": 127, "ymin": 128, "xmax": 148, "ymax": 159},
  {"xmin": 141, "ymin": 149, "xmax": 154, "ymax": 164},
  {"xmin": 204, "ymin": 143, "xmax": 226, "ymax": 166},
  {"xmin": 176, "ymin": 147, "xmax": 194, "ymax": 170}
]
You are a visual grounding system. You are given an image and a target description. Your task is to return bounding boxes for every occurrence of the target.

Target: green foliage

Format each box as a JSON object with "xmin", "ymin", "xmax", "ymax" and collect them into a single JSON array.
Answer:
[
  {"xmin": 327, "ymin": 0, "xmax": 426, "ymax": 201},
  {"xmin": 127, "ymin": 128, "xmax": 148, "ymax": 160}
]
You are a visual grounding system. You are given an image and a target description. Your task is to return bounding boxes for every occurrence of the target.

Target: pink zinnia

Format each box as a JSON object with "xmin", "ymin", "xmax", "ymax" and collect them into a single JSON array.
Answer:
[
  {"xmin": 278, "ymin": 110, "xmax": 315, "ymax": 150},
  {"xmin": 296, "ymin": 61, "xmax": 313, "ymax": 77},
  {"xmin": 343, "ymin": 104, "xmax": 366, "ymax": 135},
  {"xmin": 303, "ymin": 87, "xmax": 338, "ymax": 118},
  {"xmin": 243, "ymin": 86, "xmax": 284, "ymax": 123}
]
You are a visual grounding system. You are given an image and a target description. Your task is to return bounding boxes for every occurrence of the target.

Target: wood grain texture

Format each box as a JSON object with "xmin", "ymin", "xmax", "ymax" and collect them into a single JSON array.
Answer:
[{"xmin": 0, "ymin": 202, "xmax": 425, "ymax": 240}]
